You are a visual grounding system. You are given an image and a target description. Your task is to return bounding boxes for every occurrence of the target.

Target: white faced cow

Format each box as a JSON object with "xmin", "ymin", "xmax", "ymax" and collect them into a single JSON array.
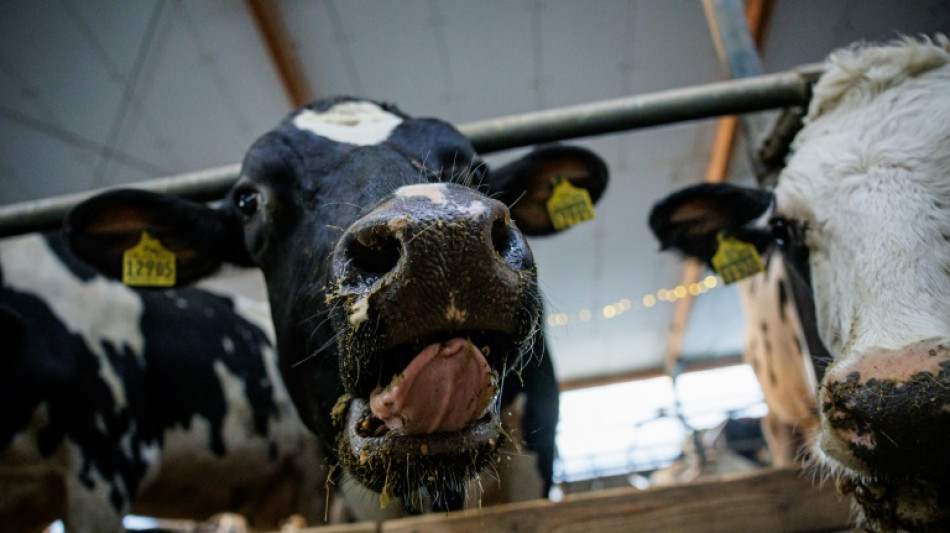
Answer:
[
  {"xmin": 0, "ymin": 233, "xmax": 325, "ymax": 532},
  {"xmin": 63, "ymin": 97, "xmax": 608, "ymax": 514},
  {"xmin": 650, "ymin": 35, "xmax": 950, "ymax": 531}
]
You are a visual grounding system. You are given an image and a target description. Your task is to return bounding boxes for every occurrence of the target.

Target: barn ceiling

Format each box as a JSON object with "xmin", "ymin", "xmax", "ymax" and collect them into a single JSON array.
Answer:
[{"xmin": 2, "ymin": 0, "xmax": 948, "ymax": 385}]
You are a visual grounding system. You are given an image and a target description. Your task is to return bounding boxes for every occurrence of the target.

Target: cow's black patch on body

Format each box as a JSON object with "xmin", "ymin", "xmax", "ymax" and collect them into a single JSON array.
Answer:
[
  {"xmin": 1, "ymin": 234, "xmax": 279, "ymax": 523},
  {"xmin": 63, "ymin": 97, "xmax": 610, "ymax": 514}
]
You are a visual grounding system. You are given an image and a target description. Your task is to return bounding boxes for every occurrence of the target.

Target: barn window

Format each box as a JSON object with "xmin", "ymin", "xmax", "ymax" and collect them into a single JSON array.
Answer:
[{"xmin": 553, "ymin": 364, "xmax": 766, "ymax": 493}]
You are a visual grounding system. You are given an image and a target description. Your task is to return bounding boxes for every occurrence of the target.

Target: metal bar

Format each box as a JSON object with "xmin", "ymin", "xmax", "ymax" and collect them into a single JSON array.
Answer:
[
  {"xmin": 0, "ymin": 65, "xmax": 821, "ymax": 238},
  {"xmin": 701, "ymin": 0, "xmax": 771, "ymax": 141},
  {"xmin": 0, "ymin": 163, "xmax": 240, "ymax": 238},
  {"xmin": 460, "ymin": 64, "xmax": 820, "ymax": 153}
]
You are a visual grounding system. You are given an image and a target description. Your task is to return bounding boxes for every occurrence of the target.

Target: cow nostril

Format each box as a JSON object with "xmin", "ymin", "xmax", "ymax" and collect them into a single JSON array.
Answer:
[
  {"xmin": 491, "ymin": 218, "xmax": 514, "ymax": 258},
  {"xmin": 347, "ymin": 234, "xmax": 401, "ymax": 276}
]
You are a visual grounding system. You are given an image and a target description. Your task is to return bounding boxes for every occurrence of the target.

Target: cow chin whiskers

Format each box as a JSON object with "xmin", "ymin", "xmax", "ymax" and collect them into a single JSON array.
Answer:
[
  {"xmin": 337, "ymin": 392, "xmax": 506, "ymax": 510},
  {"xmin": 292, "ymin": 331, "xmax": 342, "ymax": 369},
  {"xmin": 808, "ymin": 436, "xmax": 875, "ymax": 492},
  {"xmin": 444, "ymin": 154, "xmax": 486, "ymax": 190},
  {"xmin": 289, "ymin": 294, "xmax": 342, "ymax": 369},
  {"xmin": 289, "ymin": 314, "xmax": 340, "ymax": 370},
  {"xmin": 506, "ymin": 189, "xmax": 529, "ymax": 211},
  {"xmin": 802, "ymin": 440, "xmax": 839, "ymax": 488},
  {"xmin": 316, "ymin": 201, "xmax": 370, "ymax": 216},
  {"xmin": 296, "ymin": 304, "xmax": 333, "ymax": 333}
]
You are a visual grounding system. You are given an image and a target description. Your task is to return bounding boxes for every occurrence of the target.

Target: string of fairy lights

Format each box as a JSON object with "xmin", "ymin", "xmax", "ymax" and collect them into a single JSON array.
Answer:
[{"xmin": 546, "ymin": 274, "xmax": 722, "ymax": 328}]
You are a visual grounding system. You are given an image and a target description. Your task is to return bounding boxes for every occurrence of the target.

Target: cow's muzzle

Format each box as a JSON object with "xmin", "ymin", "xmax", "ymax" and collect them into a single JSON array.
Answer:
[
  {"xmin": 818, "ymin": 342, "xmax": 950, "ymax": 477},
  {"xmin": 326, "ymin": 183, "xmax": 540, "ymax": 505}
]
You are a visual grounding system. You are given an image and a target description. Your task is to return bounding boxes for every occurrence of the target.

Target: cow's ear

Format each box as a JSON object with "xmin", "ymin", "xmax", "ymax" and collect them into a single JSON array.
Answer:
[
  {"xmin": 64, "ymin": 189, "xmax": 251, "ymax": 286},
  {"xmin": 490, "ymin": 144, "xmax": 608, "ymax": 236},
  {"xmin": 648, "ymin": 183, "xmax": 774, "ymax": 264}
]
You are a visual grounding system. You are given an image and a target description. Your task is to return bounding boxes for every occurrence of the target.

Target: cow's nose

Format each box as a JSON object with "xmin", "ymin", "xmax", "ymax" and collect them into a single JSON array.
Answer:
[
  {"xmin": 818, "ymin": 343, "xmax": 950, "ymax": 476},
  {"xmin": 332, "ymin": 183, "xmax": 533, "ymax": 338},
  {"xmin": 342, "ymin": 222, "xmax": 402, "ymax": 282},
  {"xmin": 340, "ymin": 187, "xmax": 523, "ymax": 285}
]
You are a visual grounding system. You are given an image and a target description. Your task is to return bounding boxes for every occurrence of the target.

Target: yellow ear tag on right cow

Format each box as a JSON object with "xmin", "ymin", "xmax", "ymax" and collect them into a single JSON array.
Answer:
[
  {"xmin": 546, "ymin": 176, "xmax": 595, "ymax": 231},
  {"xmin": 122, "ymin": 231, "xmax": 176, "ymax": 287},
  {"xmin": 711, "ymin": 232, "xmax": 764, "ymax": 284}
]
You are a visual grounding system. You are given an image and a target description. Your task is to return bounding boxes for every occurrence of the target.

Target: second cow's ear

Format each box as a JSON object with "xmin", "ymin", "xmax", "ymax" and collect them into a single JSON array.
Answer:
[
  {"xmin": 64, "ymin": 189, "xmax": 251, "ymax": 286},
  {"xmin": 490, "ymin": 145, "xmax": 608, "ymax": 236},
  {"xmin": 648, "ymin": 182, "xmax": 774, "ymax": 265}
]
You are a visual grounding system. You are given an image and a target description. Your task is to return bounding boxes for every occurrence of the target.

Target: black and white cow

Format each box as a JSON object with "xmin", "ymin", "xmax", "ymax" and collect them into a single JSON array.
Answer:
[
  {"xmin": 63, "ymin": 97, "xmax": 608, "ymax": 514},
  {"xmin": 650, "ymin": 35, "xmax": 950, "ymax": 531},
  {"xmin": 735, "ymin": 255, "xmax": 822, "ymax": 468},
  {"xmin": 0, "ymin": 233, "xmax": 325, "ymax": 532}
]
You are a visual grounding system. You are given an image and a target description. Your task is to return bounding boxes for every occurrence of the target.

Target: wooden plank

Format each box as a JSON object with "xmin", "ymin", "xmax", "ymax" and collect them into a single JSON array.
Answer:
[
  {"xmin": 664, "ymin": 0, "xmax": 769, "ymax": 375},
  {"xmin": 559, "ymin": 353, "xmax": 744, "ymax": 392},
  {"xmin": 297, "ymin": 468, "xmax": 853, "ymax": 533},
  {"xmin": 245, "ymin": 0, "xmax": 313, "ymax": 108},
  {"xmin": 662, "ymin": 116, "xmax": 740, "ymax": 375},
  {"xmin": 300, "ymin": 523, "xmax": 378, "ymax": 533}
]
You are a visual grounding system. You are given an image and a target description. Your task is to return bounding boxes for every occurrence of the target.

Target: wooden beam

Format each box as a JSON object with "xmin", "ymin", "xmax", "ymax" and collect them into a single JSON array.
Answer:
[
  {"xmin": 297, "ymin": 468, "xmax": 853, "ymax": 532},
  {"xmin": 664, "ymin": 0, "xmax": 769, "ymax": 376},
  {"xmin": 745, "ymin": 0, "xmax": 774, "ymax": 48},
  {"xmin": 561, "ymin": 354, "xmax": 744, "ymax": 392},
  {"xmin": 246, "ymin": 0, "xmax": 313, "ymax": 108}
]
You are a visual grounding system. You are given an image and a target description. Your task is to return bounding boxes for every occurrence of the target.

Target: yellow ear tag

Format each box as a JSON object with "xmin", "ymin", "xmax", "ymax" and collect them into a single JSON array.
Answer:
[
  {"xmin": 122, "ymin": 231, "xmax": 176, "ymax": 287},
  {"xmin": 545, "ymin": 176, "xmax": 595, "ymax": 230},
  {"xmin": 711, "ymin": 232, "xmax": 764, "ymax": 284}
]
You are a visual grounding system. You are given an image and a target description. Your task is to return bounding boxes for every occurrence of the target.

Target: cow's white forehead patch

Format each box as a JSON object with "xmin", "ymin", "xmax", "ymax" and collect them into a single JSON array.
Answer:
[
  {"xmin": 395, "ymin": 183, "xmax": 448, "ymax": 204},
  {"xmin": 292, "ymin": 101, "xmax": 403, "ymax": 146}
]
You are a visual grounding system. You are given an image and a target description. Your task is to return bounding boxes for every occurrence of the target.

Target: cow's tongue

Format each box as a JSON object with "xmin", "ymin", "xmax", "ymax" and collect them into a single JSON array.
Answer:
[{"xmin": 369, "ymin": 338, "xmax": 495, "ymax": 435}]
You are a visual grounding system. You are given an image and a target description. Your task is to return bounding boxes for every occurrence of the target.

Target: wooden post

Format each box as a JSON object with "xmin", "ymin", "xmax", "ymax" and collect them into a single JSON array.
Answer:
[
  {"xmin": 246, "ymin": 0, "xmax": 313, "ymax": 108},
  {"xmin": 664, "ymin": 0, "xmax": 771, "ymax": 376}
]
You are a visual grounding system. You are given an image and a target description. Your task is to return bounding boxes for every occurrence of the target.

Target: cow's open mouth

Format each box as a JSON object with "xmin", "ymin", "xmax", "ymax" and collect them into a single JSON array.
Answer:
[
  {"xmin": 334, "ymin": 331, "xmax": 518, "ymax": 504},
  {"xmin": 345, "ymin": 396, "xmax": 501, "ymax": 455},
  {"xmin": 836, "ymin": 474, "xmax": 950, "ymax": 531},
  {"xmin": 338, "ymin": 394, "xmax": 504, "ymax": 493}
]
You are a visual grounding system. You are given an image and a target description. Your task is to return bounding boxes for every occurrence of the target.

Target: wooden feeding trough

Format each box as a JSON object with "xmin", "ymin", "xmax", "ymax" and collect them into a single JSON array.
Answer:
[{"xmin": 302, "ymin": 468, "xmax": 853, "ymax": 533}]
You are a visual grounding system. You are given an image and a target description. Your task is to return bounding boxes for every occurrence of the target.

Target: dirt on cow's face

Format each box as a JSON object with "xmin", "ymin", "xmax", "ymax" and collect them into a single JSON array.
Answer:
[
  {"xmin": 60, "ymin": 96, "xmax": 609, "ymax": 513},
  {"xmin": 838, "ymin": 476, "xmax": 950, "ymax": 532},
  {"xmin": 331, "ymin": 392, "xmax": 507, "ymax": 508},
  {"xmin": 233, "ymin": 100, "xmax": 545, "ymax": 509},
  {"xmin": 820, "ymin": 360, "xmax": 950, "ymax": 531},
  {"xmin": 822, "ymin": 360, "xmax": 950, "ymax": 476},
  {"xmin": 319, "ymin": 184, "xmax": 542, "ymax": 508}
]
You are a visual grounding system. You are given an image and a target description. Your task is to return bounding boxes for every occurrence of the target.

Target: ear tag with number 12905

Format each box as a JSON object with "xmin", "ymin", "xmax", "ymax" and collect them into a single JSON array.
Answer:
[{"xmin": 122, "ymin": 231, "xmax": 176, "ymax": 287}]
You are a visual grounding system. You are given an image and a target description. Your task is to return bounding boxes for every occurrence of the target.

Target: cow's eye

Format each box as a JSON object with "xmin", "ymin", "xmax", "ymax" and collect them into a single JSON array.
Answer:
[
  {"xmin": 770, "ymin": 216, "xmax": 806, "ymax": 249},
  {"xmin": 770, "ymin": 217, "xmax": 791, "ymax": 245},
  {"xmin": 234, "ymin": 188, "xmax": 262, "ymax": 217},
  {"xmin": 770, "ymin": 215, "xmax": 811, "ymax": 285}
]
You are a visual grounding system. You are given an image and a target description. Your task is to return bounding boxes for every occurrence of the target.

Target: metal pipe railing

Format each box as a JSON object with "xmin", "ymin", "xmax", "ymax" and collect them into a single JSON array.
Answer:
[
  {"xmin": 0, "ymin": 164, "xmax": 241, "ymax": 238},
  {"xmin": 461, "ymin": 63, "xmax": 821, "ymax": 153},
  {"xmin": 0, "ymin": 64, "xmax": 822, "ymax": 238}
]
